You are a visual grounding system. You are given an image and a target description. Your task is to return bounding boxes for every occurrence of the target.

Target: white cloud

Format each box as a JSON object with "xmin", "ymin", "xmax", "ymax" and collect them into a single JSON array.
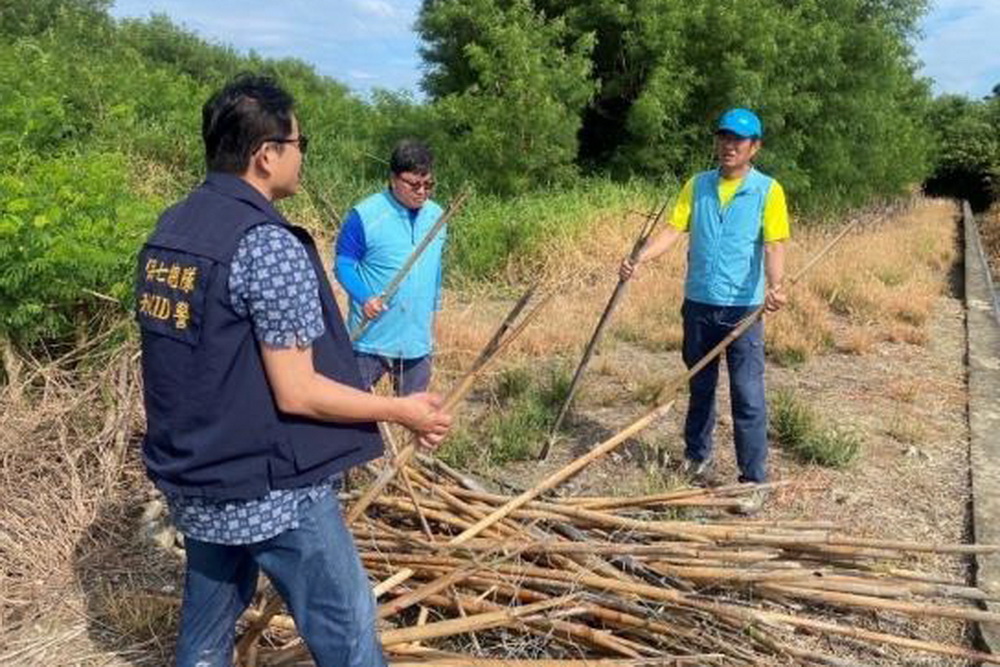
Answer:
[
  {"xmin": 916, "ymin": 0, "xmax": 1000, "ymax": 97},
  {"xmin": 348, "ymin": 69, "xmax": 377, "ymax": 80},
  {"xmin": 352, "ymin": 0, "xmax": 396, "ymax": 19}
]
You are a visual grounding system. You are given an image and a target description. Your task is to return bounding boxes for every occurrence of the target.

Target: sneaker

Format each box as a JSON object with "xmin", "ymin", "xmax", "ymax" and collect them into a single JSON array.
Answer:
[
  {"xmin": 678, "ymin": 457, "xmax": 713, "ymax": 484},
  {"xmin": 734, "ymin": 488, "xmax": 770, "ymax": 516}
]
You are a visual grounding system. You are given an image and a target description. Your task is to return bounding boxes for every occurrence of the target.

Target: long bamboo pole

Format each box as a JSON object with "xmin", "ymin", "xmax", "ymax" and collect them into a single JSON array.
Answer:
[
  {"xmin": 450, "ymin": 399, "xmax": 675, "ymax": 545},
  {"xmin": 542, "ymin": 197, "xmax": 671, "ymax": 458},
  {"xmin": 346, "ymin": 288, "xmax": 548, "ymax": 524},
  {"xmin": 380, "ymin": 595, "xmax": 576, "ymax": 646},
  {"xmin": 388, "ymin": 659, "xmax": 727, "ymax": 666},
  {"xmin": 448, "ymin": 217, "xmax": 863, "ymax": 545},
  {"xmin": 350, "ymin": 189, "xmax": 469, "ymax": 342}
]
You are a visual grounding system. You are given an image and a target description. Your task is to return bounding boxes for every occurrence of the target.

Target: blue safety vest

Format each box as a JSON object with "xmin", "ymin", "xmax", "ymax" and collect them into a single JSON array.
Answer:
[
  {"xmin": 686, "ymin": 168, "xmax": 773, "ymax": 306},
  {"xmin": 347, "ymin": 190, "xmax": 445, "ymax": 359}
]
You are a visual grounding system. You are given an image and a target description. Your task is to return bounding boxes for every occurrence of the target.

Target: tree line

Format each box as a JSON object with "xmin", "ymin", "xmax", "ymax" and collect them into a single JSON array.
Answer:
[{"xmin": 0, "ymin": 0, "xmax": 995, "ymax": 371}]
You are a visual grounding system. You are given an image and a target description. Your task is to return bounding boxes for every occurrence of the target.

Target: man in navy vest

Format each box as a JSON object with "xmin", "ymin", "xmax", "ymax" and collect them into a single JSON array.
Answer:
[
  {"xmin": 136, "ymin": 74, "xmax": 451, "ymax": 667},
  {"xmin": 620, "ymin": 108, "xmax": 789, "ymax": 513},
  {"xmin": 334, "ymin": 140, "xmax": 444, "ymax": 395}
]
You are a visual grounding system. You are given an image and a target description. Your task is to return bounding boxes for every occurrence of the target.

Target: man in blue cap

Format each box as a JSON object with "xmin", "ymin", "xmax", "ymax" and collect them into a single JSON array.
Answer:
[{"xmin": 620, "ymin": 108, "xmax": 789, "ymax": 513}]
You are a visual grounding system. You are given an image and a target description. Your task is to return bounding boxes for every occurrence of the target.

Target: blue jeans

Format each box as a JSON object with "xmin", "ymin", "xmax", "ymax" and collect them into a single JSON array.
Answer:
[
  {"xmin": 681, "ymin": 299, "xmax": 768, "ymax": 483},
  {"xmin": 175, "ymin": 492, "xmax": 385, "ymax": 667},
  {"xmin": 354, "ymin": 352, "xmax": 432, "ymax": 396}
]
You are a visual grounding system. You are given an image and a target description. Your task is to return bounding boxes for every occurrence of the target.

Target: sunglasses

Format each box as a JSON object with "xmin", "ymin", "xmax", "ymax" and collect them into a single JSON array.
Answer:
[
  {"xmin": 265, "ymin": 134, "xmax": 309, "ymax": 154},
  {"xmin": 396, "ymin": 174, "xmax": 435, "ymax": 193}
]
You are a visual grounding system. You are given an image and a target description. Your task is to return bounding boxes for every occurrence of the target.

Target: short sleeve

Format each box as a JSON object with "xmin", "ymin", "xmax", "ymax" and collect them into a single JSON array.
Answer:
[
  {"xmin": 670, "ymin": 177, "xmax": 696, "ymax": 232},
  {"xmin": 228, "ymin": 224, "xmax": 326, "ymax": 348},
  {"xmin": 762, "ymin": 181, "xmax": 790, "ymax": 243}
]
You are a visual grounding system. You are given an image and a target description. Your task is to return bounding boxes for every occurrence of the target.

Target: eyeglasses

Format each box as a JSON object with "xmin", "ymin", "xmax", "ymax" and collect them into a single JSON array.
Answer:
[
  {"xmin": 265, "ymin": 134, "xmax": 309, "ymax": 154},
  {"xmin": 395, "ymin": 174, "xmax": 435, "ymax": 193}
]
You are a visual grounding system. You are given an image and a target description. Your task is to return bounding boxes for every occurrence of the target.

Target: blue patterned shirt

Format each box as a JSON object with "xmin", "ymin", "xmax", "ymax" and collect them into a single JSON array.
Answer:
[{"xmin": 166, "ymin": 224, "xmax": 333, "ymax": 545}]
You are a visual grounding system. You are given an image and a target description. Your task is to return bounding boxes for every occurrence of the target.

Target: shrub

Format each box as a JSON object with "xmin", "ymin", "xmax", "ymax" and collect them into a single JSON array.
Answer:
[
  {"xmin": 0, "ymin": 153, "xmax": 162, "ymax": 348},
  {"xmin": 769, "ymin": 389, "xmax": 860, "ymax": 468}
]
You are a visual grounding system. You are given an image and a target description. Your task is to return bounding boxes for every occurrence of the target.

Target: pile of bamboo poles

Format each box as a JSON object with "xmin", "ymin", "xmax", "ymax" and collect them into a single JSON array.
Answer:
[
  {"xmin": 237, "ymin": 453, "xmax": 1000, "ymax": 666},
  {"xmin": 230, "ymin": 218, "xmax": 998, "ymax": 666}
]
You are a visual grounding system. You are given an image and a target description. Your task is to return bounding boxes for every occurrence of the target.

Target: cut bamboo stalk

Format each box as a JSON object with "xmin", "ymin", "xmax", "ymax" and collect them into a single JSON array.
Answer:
[
  {"xmin": 756, "ymin": 608, "xmax": 1000, "ymax": 665},
  {"xmin": 568, "ymin": 481, "xmax": 793, "ymax": 511},
  {"xmin": 378, "ymin": 563, "xmax": 482, "ymax": 619},
  {"xmin": 347, "ymin": 286, "xmax": 546, "ymax": 524},
  {"xmin": 379, "ymin": 423, "xmax": 434, "ymax": 540},
  {"xmin": 543, "ymin": 196, "xmax": 672, "ymax": 457},
  {"xmin": 373, "ymin": 569, "xmax": 416, "ymax": 597},
  {"xmin": 758, "ymin": 582, "xmax": 1000, "ymax": 624},
  {"xmin": 388, "ymin": 658, "xmax": 727, "ymax": 666},
  {"xmin": 235, "ymin": 589, "xmax": 285, "ymax": 664},
  {"xmin": 449, "ymin": 400, "xmax": 676, "ymax": 545},
  {"xmin": 380, "ymin": 594, "xmax": 577, "ymax": 646}
]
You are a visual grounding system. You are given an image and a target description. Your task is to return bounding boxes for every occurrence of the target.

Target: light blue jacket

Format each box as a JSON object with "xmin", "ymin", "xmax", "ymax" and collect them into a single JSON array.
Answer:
[
  {"xmin": 343, "ymin": 190, "xmax": 445, "ymax": 359},
  {"xmin": 686, "ymin": 168, "xmax": 773, "ymax": 306}
]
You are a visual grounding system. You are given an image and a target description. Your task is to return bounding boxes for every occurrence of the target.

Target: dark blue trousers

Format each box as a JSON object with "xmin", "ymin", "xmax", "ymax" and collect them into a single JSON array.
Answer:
[
  {"xmin": 354, "ymin": 352, "xmax": 432, "ymax": 396},
  {"xmin": 681, "ymin": 299, "xmax": 768, "ymax": 483}
]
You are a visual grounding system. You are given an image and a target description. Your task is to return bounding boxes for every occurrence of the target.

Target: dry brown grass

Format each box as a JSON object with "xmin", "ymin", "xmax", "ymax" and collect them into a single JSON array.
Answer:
[
  {"xmin": 0, "ymin": 338, "xmax": 178, "ymax": 665},
  {"xmin": 433, "ymin": 197, "xmax": 958, "ymax": 376}
]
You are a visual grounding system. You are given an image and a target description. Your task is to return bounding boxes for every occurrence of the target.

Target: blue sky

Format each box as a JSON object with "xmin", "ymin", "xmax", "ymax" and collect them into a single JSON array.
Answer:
[{"xmin": 110, "ymin": 0, "xmax": 1000, "ymax": 99}]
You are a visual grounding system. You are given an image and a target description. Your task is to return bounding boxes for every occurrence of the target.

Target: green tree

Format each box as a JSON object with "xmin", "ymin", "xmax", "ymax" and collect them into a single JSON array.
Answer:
[
  {"xmin": 419, "ymin": 0, "xmax": 596, "ymax": 194},
  {"xmin": 420, "ymin": 0, "xmax": 933, "ymax": 210},
  {"xmin": 0, "ymin": 0, "xmax": 110, "ymax": 39},
  {"xmin": 925, "ymin": 94, "xmax": 999, "ymax": 208}
]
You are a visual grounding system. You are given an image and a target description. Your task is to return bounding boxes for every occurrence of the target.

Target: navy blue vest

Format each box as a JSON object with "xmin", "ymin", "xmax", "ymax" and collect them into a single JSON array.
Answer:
[{"xmin": 136, "ymin": 172, "xmax": 383, "ymax": 500}]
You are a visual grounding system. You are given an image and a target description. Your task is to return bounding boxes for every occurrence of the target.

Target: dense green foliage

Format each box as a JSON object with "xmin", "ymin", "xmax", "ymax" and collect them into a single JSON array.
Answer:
[
  {"xmin": 925, "ymin": 92, "xmax": 1000, "ymax": 210},
  {"xmin": 419, "ymin": 0, "xmax": 934, "ymax": 210},
  {"xmin": 0, "ymin": 0, "xmax": 977, "ymax": 361},
  {"xmin": 0, "ymin": 0, "xmax": 382, "ymax": 353},
  {"xmin": 419, "ymin": 0, "xmax": 596, "ymax": 193}
]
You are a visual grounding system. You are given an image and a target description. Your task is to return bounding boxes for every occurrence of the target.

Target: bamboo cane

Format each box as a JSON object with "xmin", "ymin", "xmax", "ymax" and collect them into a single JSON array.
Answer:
[
  {"xmin": 373, "ymin": 569, "xmax": 416, "ymax": 597},
  {"xmin": 421, "ymin": 589, "xmax": 653, "ymax": 658},
  {"xmin": 388, "ymin": 659, "xmax": 727, "ymax": 666},
  {"xmin": 754, "ymin": 608, "xmax": 1000, "ymax": 665},
  {"xmin": 758, "ymin": 582, "xmax": 1000, "ymax": 624},
  {"xmin": 346, "ymin": 288, "xmax": 549, "ymax": 524},
  {"xmin": 542, "ymin": 197, "xmax": 672, "ymax": 458},
  {"xmin": 380, "ymin": 594, "xmax": 577, "ymax": 646},
  {"xmin": 379, "ymin": 422, "xmax": 434, "ymax": 540},
  {"xmin": 439, "ymin": 217, "xmax": 865, "ymax": 545},
  {"xmin": 350, "ymin": 189, "xmax": 469, "ymax": 342},
  {"xmin": 449, "ymin": 399, "xmax": 675, "ymax": 545},
  {"xmin": 236, "ymin": 592, "xmax": 285, "ymax": 664}
]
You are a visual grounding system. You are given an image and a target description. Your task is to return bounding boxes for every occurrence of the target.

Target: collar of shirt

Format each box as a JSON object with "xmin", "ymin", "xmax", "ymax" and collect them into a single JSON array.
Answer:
[{"xmin": 205, "ymin": 172, "xmax": 291, "ymax": 227}]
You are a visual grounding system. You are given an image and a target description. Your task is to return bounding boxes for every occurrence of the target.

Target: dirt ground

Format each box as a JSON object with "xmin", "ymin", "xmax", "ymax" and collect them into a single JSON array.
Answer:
[
  {"xmin": 467, "ymin": 200, "xmax": 976, "ymax": 664},
  {"xmin": 980, "ymin": 204, "xmax": 1000, "ymax": 284},
  {"xmin": 0, "ymin": 198, "xmax": 983, "ymax": 666}
]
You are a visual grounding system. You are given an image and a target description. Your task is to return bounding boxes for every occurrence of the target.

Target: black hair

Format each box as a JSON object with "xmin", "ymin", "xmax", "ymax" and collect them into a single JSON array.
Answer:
[
  {"xmin": 389, "ymin": 139, "xmax": 434, "ymax": 175},
  {"xmin": 202, "ymin": 73, "xmax": 295, "ymax": 174}
]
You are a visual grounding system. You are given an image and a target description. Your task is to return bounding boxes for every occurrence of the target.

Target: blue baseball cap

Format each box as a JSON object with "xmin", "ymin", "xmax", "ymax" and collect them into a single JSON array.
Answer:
[{"xmin": 717, "ymin": 108, "xmax": 762, "ymax": 139}]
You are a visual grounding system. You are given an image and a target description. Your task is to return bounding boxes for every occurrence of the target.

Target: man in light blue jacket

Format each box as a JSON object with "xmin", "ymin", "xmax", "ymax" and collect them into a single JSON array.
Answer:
[
  {"xmin": 620, "ymin": 109, "xmax": 789, "ymax": 512},
  {"xmin": 334, "ymin": 140, "xmax": 445, "ymax": 395}
]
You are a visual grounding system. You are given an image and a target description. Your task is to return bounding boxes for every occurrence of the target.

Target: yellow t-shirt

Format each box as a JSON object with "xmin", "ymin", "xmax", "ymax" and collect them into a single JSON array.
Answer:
[{"xmin": 670, "ymin": 173, "xmax": 790, "ymax": 243}]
